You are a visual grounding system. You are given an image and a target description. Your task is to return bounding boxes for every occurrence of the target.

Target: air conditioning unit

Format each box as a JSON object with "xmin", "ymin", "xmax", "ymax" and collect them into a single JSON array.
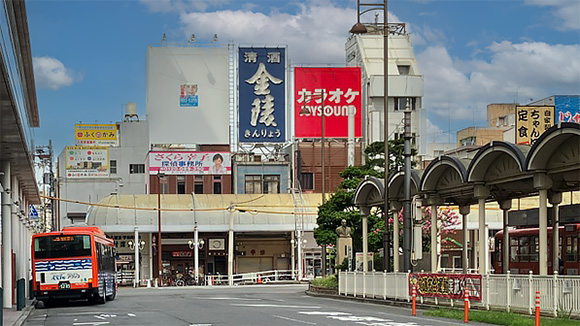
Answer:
[{"xmin": 208, "ymin": 239, "xmax": 225, "ymax": 251}]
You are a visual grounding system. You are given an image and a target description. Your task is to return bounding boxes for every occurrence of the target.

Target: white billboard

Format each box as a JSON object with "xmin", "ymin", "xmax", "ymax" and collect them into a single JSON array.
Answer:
[
  {"xmin": 146, "ymin": 46, "xmax": 230, "ymax": 145},
  {"xmin": 65, "ymin": 146, "xmax": 109, "ymax": 178},
  {"xmin": 149, "ymin": 151, "xmax": 231, "ymax": 175}
]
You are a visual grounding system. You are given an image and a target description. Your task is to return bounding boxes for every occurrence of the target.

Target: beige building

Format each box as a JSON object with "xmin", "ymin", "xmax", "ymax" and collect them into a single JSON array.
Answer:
[{"xmin": 457, "ymin": 103, "xmax": 517, "ymax": 147}]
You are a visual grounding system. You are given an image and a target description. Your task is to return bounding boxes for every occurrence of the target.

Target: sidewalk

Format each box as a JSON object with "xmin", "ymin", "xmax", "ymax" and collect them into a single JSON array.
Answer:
[{"xmin": 2, "ymin": 300, "xmax": 35, "ymax": 326}]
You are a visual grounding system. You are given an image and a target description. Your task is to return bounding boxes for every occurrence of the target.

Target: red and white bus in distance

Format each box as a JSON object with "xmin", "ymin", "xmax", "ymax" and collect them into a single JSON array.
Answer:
[
  {"xmin": 494, "ymin": 224, "xmax": 580, "ymax": 275},
  {"xmin": 32, "ymin": 226, "xmax": 117, "ymax": 306}
]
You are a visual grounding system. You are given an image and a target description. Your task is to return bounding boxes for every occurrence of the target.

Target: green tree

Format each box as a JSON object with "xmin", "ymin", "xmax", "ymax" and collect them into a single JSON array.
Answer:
[{"xmin": 313, "ymin": 139, "xmax": 417, "ymax": 267}]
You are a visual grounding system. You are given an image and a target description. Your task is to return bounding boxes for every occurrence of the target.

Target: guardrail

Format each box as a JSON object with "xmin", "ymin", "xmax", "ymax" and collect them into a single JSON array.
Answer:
[
  {"xmin": 338, "ymin": 271, "xmax": 580, "ymax": 317},
  {"xmin": 205, "ymin": 270, "xmax": 295, "ymax": 286}
]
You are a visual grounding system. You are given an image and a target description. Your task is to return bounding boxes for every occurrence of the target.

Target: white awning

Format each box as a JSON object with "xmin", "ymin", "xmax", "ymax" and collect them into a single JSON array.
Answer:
[{"xmin": 86, "ymin": 194, "xmax": 322, "ymax": 233}]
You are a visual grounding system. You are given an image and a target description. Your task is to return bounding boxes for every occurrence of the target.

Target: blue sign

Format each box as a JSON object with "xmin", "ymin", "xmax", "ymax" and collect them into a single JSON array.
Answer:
[
  {"xmin": 29, "ymin": 204, "xmax": 38, "ymax": 219},
  {"xmin": 555, "ymin": 95, "xmax": 580, "ymax": 123},
  {"xmin": 238, "ymin": 47, "xmax": 286, "ymax": 143}
]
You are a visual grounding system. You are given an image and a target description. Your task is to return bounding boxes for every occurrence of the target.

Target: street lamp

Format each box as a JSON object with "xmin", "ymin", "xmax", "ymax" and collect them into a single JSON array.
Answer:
[
  {"xmin": 128, "ymin": 234, "xmax": 145, "ymax": 288},
  {"xmin": 188, "ymin": 223, "xmax": 205, "ymax": 284},
  {"xmin": 290, "ymin": 238, "xmax": 307, "ymax": 280},
  {"xmin": 350, "ymin": 0, "xmax": 391, "ymax": 272},
  {"xmin": 156, "ymin": 173, "xmax": 166, "ymax": 285}
]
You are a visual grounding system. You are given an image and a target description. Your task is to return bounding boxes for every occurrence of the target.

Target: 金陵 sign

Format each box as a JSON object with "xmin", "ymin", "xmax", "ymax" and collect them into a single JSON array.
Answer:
[
  {"xmin": 65, "ymin": 146, "xmax": 109, "ymax": 179},
  {"xmin": 149, "ymin": 151, "xmax": 231, "ymax": 175},
  {"xmin": 75, "ymin": 124, "xmax": 118, "ymax": 146},
  {"xmin": 516, "ymin": 106, "xmax": 555, "ymax": 145},
  {"xmin": 294, "ymin": 67, "xmax": 362, "ymax": 138},
  {"xmin": 238, "ymin": 47, "xmax": 286, "ymax": 143},
  {"xmin": 409, "ymin": 273, "xmax": 482, "ymax": 301}
]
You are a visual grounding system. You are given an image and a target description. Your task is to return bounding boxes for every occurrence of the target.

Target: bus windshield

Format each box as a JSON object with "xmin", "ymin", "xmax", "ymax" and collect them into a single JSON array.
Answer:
[{"xmin": 34, "ymin": 235, "xmax": 92, "ymax": 259}]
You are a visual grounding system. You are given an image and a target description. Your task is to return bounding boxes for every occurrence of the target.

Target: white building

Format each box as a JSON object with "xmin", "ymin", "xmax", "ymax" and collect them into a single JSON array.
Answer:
[{"xmin": 345, "ymin": 23, "xmax": 426, "ymax": 155}]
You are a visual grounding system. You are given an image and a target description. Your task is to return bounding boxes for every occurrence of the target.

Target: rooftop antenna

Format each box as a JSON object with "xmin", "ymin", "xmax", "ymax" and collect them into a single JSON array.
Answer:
[
  {"xmin": 188, "ymin": 34, "xmax": 195, "ymax": 44},
  {"xmin": 161, "ymin": 34, "xmax": 167, "ymax": 45}
]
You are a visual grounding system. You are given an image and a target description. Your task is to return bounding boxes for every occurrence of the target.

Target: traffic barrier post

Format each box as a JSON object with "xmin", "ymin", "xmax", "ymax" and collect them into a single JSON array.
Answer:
[
  {"xmin": 535, "ymin": 290, "xmax": 540, "ymax": 326},
  {"xmin": 412, "ymin": 285, "xmax": 417, "ymax": 316},
  {"xmin": 464, "ymin": 288, "xmax": 470, "ymax": 323}
]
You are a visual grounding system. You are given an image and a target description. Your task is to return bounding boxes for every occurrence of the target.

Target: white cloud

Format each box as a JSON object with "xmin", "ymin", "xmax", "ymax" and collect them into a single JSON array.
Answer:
[
  {"xmin": 426, "ymin": 119, "xmax": 452, "ymax": 143},
  {"xmin": 33, "ymin": 56, "xmax": 79, "ymax": 90},
  {"xmin": 178, "ymin": 3, "xmax": 356, "ymax": 64},
  {"xmin": 417, "ymin": 41, "xmax": 580, "ymax": 122},
  {"xmin": 525, "ymin": 0, "xmax": 580, "ymax": 31}
]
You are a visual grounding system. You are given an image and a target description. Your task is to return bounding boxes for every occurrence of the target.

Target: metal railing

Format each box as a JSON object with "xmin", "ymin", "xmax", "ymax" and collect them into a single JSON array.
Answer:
[
  {"xmin": 205, "ymin": 270, "xmax": 295, "ymax": 286},
  {"xmin": 338, "ymin": 271, "xmax": 580, "ymax": 317}
]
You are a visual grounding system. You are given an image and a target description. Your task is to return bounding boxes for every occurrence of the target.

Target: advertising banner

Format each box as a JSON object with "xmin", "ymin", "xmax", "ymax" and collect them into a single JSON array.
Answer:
[
  {"xmin": 409, "ymin": 273, "xmax": 482, "ymax": 301},
  {"xmin": 65, "ymin": 146, "xmax": 109, "ymax": 178},
  {"xmin": 516, "ymin": 106, "xmax": 555, "ymax": 145},
  {"xmin": 75, "ymin": 124, "xmax": 118, "ymax": 146},
  {"xmin": 180, "ymin": 83, "xmax": 199, "ymax": 108},
  {"xmin": 238, "ymin": 47, "xmax": 286, "ymax": 143},
  {"xmin": 149, "ymin": 151, "xmax": 231, "ymax": 175},
  {"xmin": 294, "ymin": 67, "xmax": 362, "ymax": 138},
  {"xmin": 555, "ymin": 96, "xmax": 580, "ymax": 123}
]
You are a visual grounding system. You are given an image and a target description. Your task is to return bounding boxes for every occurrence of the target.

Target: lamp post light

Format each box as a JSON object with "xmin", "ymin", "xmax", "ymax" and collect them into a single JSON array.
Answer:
[
  {"xmin": 156, "ymin": 173, "xmax": 166, "ymax": 285},
  {"xmin": 350, "ymin": 0, "xmax": 391, "ymax": 272},
  {"xmin": 188, "ymin": 223, "xmax": 205, "ymax": 285},
  {"xmin": 128, "ymin": 234, "xmax": 146, "ymax": 288},
  {"xmin": 291, "ymin": 237, "xmax": 307, "ymax": 280}
]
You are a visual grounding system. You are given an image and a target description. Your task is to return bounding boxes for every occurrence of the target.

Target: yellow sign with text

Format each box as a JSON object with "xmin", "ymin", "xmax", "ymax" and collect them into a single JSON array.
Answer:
[
  {"xmin": 515, "ymin": 106, "xmax": 554, "ymax": 145},
  {"xmin": 75, "ymin": 124, "xmax": 118, "ymax": 146}
]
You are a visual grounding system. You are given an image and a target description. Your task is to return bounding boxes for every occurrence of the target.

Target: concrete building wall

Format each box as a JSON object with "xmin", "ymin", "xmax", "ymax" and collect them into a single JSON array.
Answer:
[
  {"xmin": 58, "ymin": 120, "xmax": 149, "ymax": 227},
  {"xmin": 235, "ymin": 163, "xmax": 290, "ymax": 194}
]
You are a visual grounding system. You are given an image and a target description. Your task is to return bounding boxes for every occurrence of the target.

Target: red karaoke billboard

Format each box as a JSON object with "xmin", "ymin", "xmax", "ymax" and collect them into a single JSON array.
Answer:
[{"xmin": 294, "ymin": 67, "xmax": 362, "ymax": 138}]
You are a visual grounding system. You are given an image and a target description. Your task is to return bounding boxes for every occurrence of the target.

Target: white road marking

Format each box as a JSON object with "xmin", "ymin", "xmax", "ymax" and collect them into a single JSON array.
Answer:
[
  {"xmin": 189, "ymin": 324, "xmax": 212, "ymax": 326},
  {"xmin": 57, "ymin": 312, "xmax": 106, "ymax": 316},
  {"xmin": 273, "ymin": 315, "xmax": 317, "ymax": 325},
  {"xmin": 298, "ymin": 312, "xmax": 351, "ymax": 316},
  {"xmin": 127, "ymin": 313, "xmax": 136, "ymax": 317},
  {"xmin": 232, "ymin": 304, "xmax": 320, "ymax": 309},
  {"xmin": 207, "ymin": 297, "xmax": 261, "ymax": 301},
  {"xmin": 93, "ymin": 315, "xmax": 106, "ymax": 320},
  {"xmin": 73, "ymin": 322, "xmax": 110, "ymax": 326}
]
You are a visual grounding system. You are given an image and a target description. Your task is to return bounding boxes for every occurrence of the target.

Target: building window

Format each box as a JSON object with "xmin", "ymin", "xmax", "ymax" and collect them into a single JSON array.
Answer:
[
  {"xmin": 245, "ymin": 175, "xmax": 280, "ymax": 194},
  {"xmin": 245, "ymin": 175, "xmax": 262, "ymax": 194},
  {"xmin": 129, "ymin": 164, "xmax": 145, "ymax": 174},
  {"xmin": 213, "ymin": 175, "xmax": 222, "ymax": 194},
  {"xmin": 263, "ymin": 175, "xmax": 280, "ymax": 194},
  {"xmin": 460, "ymin": 136, "xmax": 476, "ymax": 147},
  {"xmin": 194, "ymin": 175, "xmax": 204, "ymax": 194},
  {"xmin": 110, "ymin": 160, "xmax": 117, "ymax": 174},
  {"xmin": 299, "ymin": 173, "xmax": 314, "ymax": 190},
  {"xmin": 177, "ymin": 176, "xmax": 186, "ymax": 194},
  {"xmin": 160, "ymin": 178, "xmax": 169, "ymax": 194},
  {"xmin": 394, "ymin": 97, "xmax": 416, "ymax": 111},
  {"xmin": 397, "ymin": 65, "xmax": 410, "ymax": 75}
]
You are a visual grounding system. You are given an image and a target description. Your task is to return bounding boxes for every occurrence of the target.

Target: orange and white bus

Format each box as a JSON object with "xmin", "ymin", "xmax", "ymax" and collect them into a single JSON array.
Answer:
[{"xmin": 32, "ymin": 226, "xmax": 117, "ymax": 306}]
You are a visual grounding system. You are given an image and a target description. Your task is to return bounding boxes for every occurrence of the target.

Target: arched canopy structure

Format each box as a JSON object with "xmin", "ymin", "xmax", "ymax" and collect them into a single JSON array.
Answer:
[
  {"xmin": 467, "ymin": 141, "xmax": 531, "ymax": 200},
  {"xmin": 421, "ymin": 156, "xmax": 474, "ymax": 205},
  {"xmin": 527, "ymin": 122, "xmax": 580, "ymax": 193},
  {"xmin": 353, "ymin": 176, "xmax": 384, "ymax": 215},
  {"xmin": 388, "ymin": 170, "xmax": 422, "ymax": 209}
]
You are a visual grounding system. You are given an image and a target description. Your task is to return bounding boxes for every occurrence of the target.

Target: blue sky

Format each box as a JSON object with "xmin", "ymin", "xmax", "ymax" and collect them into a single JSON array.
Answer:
[{"xmin": 27, "ymin": 0, "xmax": 580, "ymax": 152}]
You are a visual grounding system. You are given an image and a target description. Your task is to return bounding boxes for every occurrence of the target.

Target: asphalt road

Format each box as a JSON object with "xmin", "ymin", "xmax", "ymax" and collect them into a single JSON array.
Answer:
[{"xmin": 23, "ymin": 284, "xmax": 485, "ymax": 326}]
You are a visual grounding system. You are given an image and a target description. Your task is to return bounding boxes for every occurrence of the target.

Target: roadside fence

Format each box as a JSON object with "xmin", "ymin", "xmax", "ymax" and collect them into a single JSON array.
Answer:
[{"xmin": 338, "ymin": 271, "xmax": 580, "ymax": 317}]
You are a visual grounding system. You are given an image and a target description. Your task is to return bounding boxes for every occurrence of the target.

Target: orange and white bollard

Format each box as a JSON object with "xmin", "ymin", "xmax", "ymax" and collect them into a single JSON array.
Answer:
[
  {"xmin": 412, "ymin": 285, "xmax": 417, "ymax": 316},
  {"xmin": 464, "ymin": 288, "xmax": 469, "ymax": 323},
  {"xmin": 535, "ymin": 291, "xmax": 540, "ymax": 326}
]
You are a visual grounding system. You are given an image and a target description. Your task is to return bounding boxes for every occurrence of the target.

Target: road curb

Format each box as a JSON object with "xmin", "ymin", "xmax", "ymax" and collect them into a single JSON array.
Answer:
[{"xmin": 13, "ymin": 300, "xmax": 36, "ymax": 326}]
